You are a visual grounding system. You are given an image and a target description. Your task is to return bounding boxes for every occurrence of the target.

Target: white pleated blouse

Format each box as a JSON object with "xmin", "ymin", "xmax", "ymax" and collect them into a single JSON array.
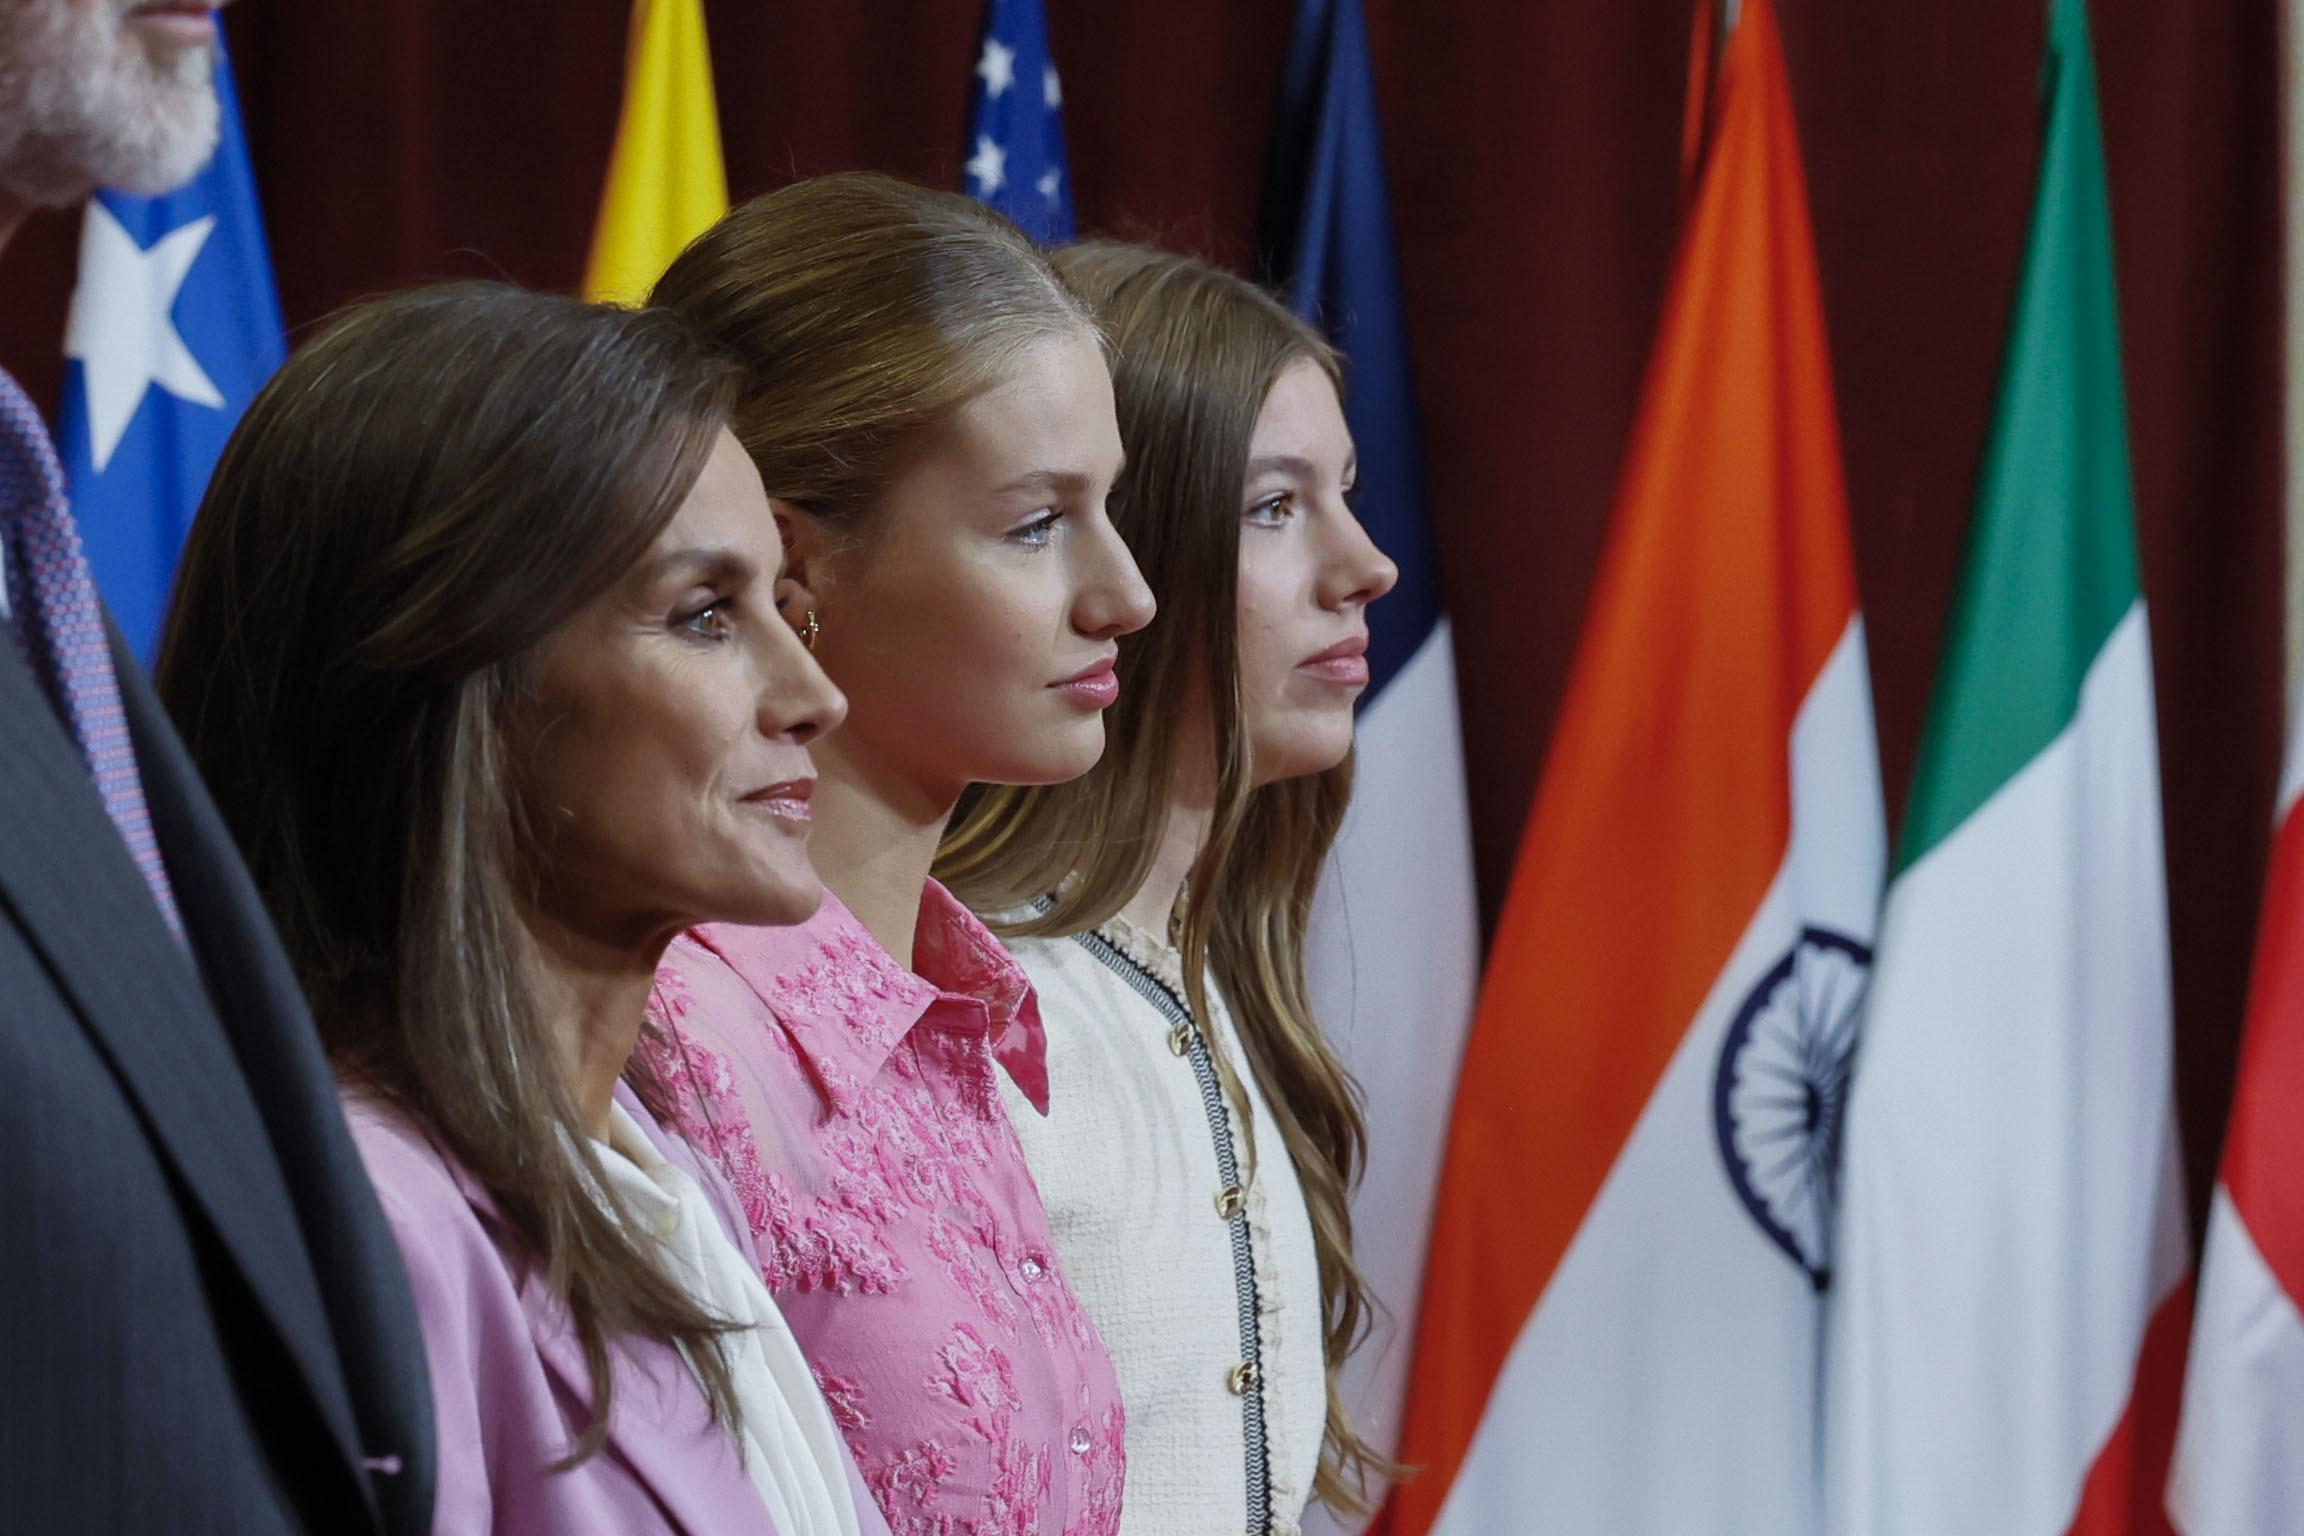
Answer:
[{"xmin": 997, "ymin": 917, "xmax": 1329, "ymax": 1536}]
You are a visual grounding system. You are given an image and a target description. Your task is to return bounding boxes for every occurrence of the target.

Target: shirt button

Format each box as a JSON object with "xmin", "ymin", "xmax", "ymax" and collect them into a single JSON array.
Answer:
[
  {"xmin": 1215, "ymin": 1184, "xmax": 1245, "ymax": 1221},
  {"xmin": 1227, "ymin": 1362, "xmax": 1259, "ymax": 1396},
  {"xmin": 1068, "ymin": 1424, "xmax": 1093, "ymax": 1455},
  {"xmin": 1019, "ymin": 1255, "xmax": 1045, "ymax": 1282}
]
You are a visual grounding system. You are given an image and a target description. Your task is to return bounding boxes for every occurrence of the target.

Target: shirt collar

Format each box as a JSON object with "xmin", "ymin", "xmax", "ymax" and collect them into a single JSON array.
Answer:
[{"xmin": 686, "ymin": 880, "xmax": 1049, "ymax": 1118}]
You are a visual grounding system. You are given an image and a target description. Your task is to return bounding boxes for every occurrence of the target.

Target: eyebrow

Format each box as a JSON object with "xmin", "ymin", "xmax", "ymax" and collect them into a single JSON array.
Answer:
[
  {"xmin": 1246, "ymin": 452, "xmax": 1358, "ymax": 484},
  {"xmin": 992, "ymin": 458, "xmax": 1126, "ymax": 499},
  {"xmin": 642, "ymin": 545, "xmax": 761, "ymax": 586}
]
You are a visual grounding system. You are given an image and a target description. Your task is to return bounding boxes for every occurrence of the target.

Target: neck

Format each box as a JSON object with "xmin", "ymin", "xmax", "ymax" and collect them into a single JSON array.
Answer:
[
  {"xmin": 1120, "ymin": 752, "xmax": 1218, "ymax": 940},
  {"xmin": 521, "ymin": 906, "xmax": 671, "ymax": 1140},
  {"xmin": 0, "ymin": 195, "xmax": 29, "ymax": 256},
  {"xmin": 805, "ymin": 730, "xmax": 957, "ymax": 969}
]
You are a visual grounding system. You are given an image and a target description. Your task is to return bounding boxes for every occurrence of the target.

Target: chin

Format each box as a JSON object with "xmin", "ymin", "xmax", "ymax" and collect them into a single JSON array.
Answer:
[
  {"xmin": 1254, "ymin": 724, "xmax": 1356, "ymax": 787},
  {"xmin": 979, "ymin": 717, "xmax": 1107, "ymax": 786},
  {"xmin": 720, "ymin": 873, "xmax": 827, "ymax": 931}
]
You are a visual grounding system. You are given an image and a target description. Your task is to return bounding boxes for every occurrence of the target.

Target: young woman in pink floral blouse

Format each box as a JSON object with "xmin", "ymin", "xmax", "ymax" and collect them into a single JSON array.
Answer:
[{"xmin": 631, "ymin": 175, "xmax": 1156, "ymax": 1536}]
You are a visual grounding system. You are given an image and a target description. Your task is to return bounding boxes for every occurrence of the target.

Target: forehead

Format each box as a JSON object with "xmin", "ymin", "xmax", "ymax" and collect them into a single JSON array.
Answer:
[
  {"xmin": 654, "ymin": 429, "xmax": 780, "ymax": 567},
  {"xmin": 935, "ymin": 328, "xmax": 1120, "ymax": 480},
  {"xmin": 1248, "ymin": 356, "xmax": 1350, "ymax": 465}
]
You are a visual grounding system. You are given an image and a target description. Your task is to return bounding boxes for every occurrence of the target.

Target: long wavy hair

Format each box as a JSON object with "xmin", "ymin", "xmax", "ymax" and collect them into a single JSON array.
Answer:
[
  {"xmin": 936, "ymin": 242, "xmax": 1398, "ymax": 1513},
  {"xmin": 157, "ymin": 282, "xmax": 748, "ymax": 1461}
]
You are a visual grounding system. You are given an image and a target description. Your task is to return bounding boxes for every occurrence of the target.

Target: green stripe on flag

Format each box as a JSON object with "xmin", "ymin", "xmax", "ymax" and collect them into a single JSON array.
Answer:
[{"xmin": 1896, "ymin": 0, "xmax": 2141, "ymax": 875}]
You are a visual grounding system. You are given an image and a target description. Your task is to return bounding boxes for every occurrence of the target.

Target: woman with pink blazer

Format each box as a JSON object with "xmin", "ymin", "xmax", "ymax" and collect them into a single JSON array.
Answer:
[{"xmin": 159, "ymin": 283, "xmax": 888, "ymax": 1536}]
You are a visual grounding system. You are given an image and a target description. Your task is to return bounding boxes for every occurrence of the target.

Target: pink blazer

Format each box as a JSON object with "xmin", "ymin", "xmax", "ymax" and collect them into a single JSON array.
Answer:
[{"xmin": 347, "ymin": 1087, "xmax": 888, "ymax": 1536}]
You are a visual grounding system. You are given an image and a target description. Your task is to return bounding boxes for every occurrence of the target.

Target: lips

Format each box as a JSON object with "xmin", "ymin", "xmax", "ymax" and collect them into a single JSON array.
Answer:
[
  {"xmin": 1050, "ymin": 655, "xmax": 1120, "ymax": 710},
  {"xmin": 1298, "ymin": 633, "xmax": 1371, "ymax": 686},
  {"xmin": 124, "ymin": 1, "xmax": 220, "ymax": 41},
  {"xmin": 741, "ymin": 777, "xmax": 815, "ymax": 824}
]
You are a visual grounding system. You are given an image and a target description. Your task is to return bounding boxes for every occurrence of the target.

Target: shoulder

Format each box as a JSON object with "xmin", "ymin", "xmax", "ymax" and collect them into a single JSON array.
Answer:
[
  {"xmin": 339, "ymin": 1095, "xmax": 511, "ymax": 1299},
  {"xmin": 341, "ymin": 1096, "xmax": 463, "ymax": 1211}
]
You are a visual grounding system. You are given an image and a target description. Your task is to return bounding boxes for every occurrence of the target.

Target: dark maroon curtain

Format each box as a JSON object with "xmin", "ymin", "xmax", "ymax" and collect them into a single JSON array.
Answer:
[{"xmin": 1, "ymin": 0, "xmax": 2277, "ymax": 1217}]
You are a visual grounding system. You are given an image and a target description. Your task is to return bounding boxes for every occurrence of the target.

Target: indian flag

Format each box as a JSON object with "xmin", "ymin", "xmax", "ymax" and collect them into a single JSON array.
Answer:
[
  {"xmin": 1822, "ymin": 1, "xmax": 2190, "ymax": 1531},
  {"xmin": 1379, "ymin": 0, "xmax": 1882, "ymax": 1528},
  {"xmin": 582, "ymin": 0, "xmax": 729, "ymax": 307}
]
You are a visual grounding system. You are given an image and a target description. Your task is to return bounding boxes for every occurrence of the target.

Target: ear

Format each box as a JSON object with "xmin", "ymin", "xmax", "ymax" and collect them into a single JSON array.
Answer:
[{"xmin": 769, "ymin": 497, "xmax": 834, "ymax": 591}]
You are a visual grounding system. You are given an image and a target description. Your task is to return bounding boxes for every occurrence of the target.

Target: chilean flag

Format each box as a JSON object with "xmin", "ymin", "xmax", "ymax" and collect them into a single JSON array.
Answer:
[{"xmin": 1377, "ymin": 1, "xmax": 1883, "ymax": 1529}]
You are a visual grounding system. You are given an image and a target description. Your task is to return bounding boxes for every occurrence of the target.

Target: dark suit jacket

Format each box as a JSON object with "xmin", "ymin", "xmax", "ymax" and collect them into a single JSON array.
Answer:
[{"xmin": 0, "ymin": 625, "xmax": 435, "ymax": 1534}]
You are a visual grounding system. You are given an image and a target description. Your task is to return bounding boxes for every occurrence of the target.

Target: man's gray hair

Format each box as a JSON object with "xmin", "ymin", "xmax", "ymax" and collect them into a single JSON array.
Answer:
[{"xmin": 0, "ymin": 0, "xmax": 221, "ymax": 208}]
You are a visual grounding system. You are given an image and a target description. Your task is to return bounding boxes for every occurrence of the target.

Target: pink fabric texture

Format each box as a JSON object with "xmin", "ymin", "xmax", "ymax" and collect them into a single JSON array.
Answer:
[
  {"xmin": 345, "ymin": 1093, "xmax": 785, "ymax": 1536},
  {"xmin": 641, "ymin": 884, "xmax": 1124, "ymax": 1536}
]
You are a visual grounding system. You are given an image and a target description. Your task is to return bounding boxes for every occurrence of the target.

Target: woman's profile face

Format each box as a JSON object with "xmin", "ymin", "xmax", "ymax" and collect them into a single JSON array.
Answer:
[
  {"xmin": 1234, "ymin": 356, "xmax": 1398, "ymax": 788},
  {"xmin": 797, "ymin": 325, "xmax": 1155, "ymax": 804},
  {"xmin": 518, "ymin": 429, "xmax": 848, "ymax": 947}
]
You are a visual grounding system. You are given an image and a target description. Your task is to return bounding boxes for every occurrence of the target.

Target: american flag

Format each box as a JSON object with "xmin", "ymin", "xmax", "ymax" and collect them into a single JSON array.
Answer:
[{"xmin": 963, "ymin": 0, "xmax": 1073, "ymax": 244}]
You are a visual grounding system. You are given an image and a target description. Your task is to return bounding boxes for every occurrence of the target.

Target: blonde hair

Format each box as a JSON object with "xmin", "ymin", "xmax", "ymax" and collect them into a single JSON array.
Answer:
[
  {"xmin": 937, "ymin": 242, "xmax": 1399, "ymax": 1514},
  {"xmin": 648, "ymin": 171, "xmax": 1092, "ymax": 526}
]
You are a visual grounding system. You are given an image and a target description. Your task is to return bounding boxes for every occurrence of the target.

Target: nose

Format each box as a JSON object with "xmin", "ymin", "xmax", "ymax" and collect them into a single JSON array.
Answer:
[
  {"xmin": 1317, "ymin": 502, "xmax": 1399, "ymax": 612},
  {"xmin": 759, "ymin": 627, "xmax": 848, "ymax": 746},
  {"xmin": 1073, "ymin": 514, "xmax": 1157, "ymax": 640}
]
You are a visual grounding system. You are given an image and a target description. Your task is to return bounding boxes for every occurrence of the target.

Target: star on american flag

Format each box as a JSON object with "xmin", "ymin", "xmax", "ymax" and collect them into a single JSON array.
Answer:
[{"xmin": 963, "ymin": 0, "xmax": 1073, "ymax": 244}]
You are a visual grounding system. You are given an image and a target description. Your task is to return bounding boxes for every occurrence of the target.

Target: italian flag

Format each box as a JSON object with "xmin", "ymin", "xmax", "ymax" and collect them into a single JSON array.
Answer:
[
  {"xmin": 1379, "ymin": 1, "xmax": 1882, "ymax": 1529},
  {"xmin": 1822, "ymin": 1, "xmax": 2190, "ymax": 1531}
]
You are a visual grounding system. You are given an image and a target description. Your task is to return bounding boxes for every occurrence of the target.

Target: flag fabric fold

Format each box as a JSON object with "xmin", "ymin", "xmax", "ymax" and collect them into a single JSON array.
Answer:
[
  {"xmin": 964, "ymin": 0, "xmax": 1072, "ymax": 244},
  {"xmin": 2166, "ymin": 701, "xmax": 2304, "ymax": 1536},
  {"xmin": 1381, "ymin": 1, "xmax": 1883, "ymax": 1529},
  {"xmin": 1254, "ymin": 4, "xmax": 1481, "ymax": 1524},
  {"xmin": 59, "ymin": 40, "xmax": 283, "ymax": 662},
  {"xmin": 583, "ymin": 0, "xmax": 728, "ymax": 307},
  {"xmin": 1822, "ymin": 1, "xmax": 2189, "ymax": 1530}
]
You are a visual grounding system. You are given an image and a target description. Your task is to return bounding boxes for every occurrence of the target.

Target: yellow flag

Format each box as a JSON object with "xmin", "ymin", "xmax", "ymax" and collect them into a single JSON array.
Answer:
[{"xmin": 581, "ymin": 0, "xmax": 728, "ymax": 306}]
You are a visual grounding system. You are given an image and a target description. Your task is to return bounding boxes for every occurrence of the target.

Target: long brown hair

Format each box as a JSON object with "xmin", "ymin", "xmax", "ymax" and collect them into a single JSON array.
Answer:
[
  {"xmin": 157, "ymin": 282, "xmax": 747, "ymax": 1460},
  {"xmin": 647, "ymin": 171, "xmax": 1093, "ymax": 532},
  {"xmin": 936, "ymin": 242, "xmax": 1398, "ymax": 1512}
]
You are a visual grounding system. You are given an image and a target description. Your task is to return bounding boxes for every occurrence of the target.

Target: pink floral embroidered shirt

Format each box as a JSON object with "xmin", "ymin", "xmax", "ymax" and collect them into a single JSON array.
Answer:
[{"xmin": 640, "ymin": 882, "xmax": 1125, "ymax": 1536}]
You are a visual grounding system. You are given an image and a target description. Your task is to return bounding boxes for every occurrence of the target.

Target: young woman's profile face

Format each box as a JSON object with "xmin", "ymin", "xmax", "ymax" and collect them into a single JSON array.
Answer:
[
  {"xmin": 1234, "ymin": 356, "xmax": 1398, "ymax": 788},
  {"xmin": 518, "ymin": 429, "xmax": 848, "ymax": 946},
  {"xmin": 797, "ymin": 325, "xmax": 1155, "ymax": 804}
]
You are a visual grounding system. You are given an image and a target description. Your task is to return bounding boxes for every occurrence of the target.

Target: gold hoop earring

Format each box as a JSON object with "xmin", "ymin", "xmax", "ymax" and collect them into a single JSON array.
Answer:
[{"xmin": 799, "ymin": 608, "xmax": 820, "ymax": 651}]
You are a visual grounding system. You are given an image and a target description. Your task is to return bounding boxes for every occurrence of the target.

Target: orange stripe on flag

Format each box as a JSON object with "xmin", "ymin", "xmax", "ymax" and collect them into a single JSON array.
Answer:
[{"xmin": 1383, "ymin": 0, "xmax": 1855, "ymax": 1526}]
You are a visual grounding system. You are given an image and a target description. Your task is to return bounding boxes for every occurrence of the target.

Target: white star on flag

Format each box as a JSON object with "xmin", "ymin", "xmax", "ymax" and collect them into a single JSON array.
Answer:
[
  {"xmin": 1037, "ymin": 166, "xmax": 1062, "ymax": 203},
  {"xmin": 965, "ymin": 134, "xmax": 1008, "ymax": 198},
  {"xmin": 1043, "ymin": 63, "xmax": 1062, "ymax": 109},
  {"xmin": 977, "ymin": 37, "xmax": 1016, "ymax": 99},
  {"xmin": 65, "ymin": 203, "xmax": 224, "ymax": 472}
]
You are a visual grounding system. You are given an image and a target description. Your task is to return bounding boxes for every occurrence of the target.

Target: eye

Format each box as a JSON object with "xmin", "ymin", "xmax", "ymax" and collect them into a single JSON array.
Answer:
[
  {"xmin": 1246, "ymin": 491, "xmax": 1296, "ymax": 528},
  {"xmin": 1008, "ymin": 508, "xmax": 1062, "ymax": 548},
  {"xmin": 678, "ymin": 599, "xmax": 735, "ymax": 642}
]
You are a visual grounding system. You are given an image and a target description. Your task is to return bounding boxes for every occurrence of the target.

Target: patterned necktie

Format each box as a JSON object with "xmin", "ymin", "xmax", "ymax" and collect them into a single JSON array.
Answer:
[{"xmin": 0, "ymin": 369, "xmax": 183, "ymax": 937}]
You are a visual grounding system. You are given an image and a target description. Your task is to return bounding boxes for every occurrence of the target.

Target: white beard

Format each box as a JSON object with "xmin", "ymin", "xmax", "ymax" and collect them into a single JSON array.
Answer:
[{"xmin": 0, "ymin": 0, "xmax": 221, "ymax": 207}]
